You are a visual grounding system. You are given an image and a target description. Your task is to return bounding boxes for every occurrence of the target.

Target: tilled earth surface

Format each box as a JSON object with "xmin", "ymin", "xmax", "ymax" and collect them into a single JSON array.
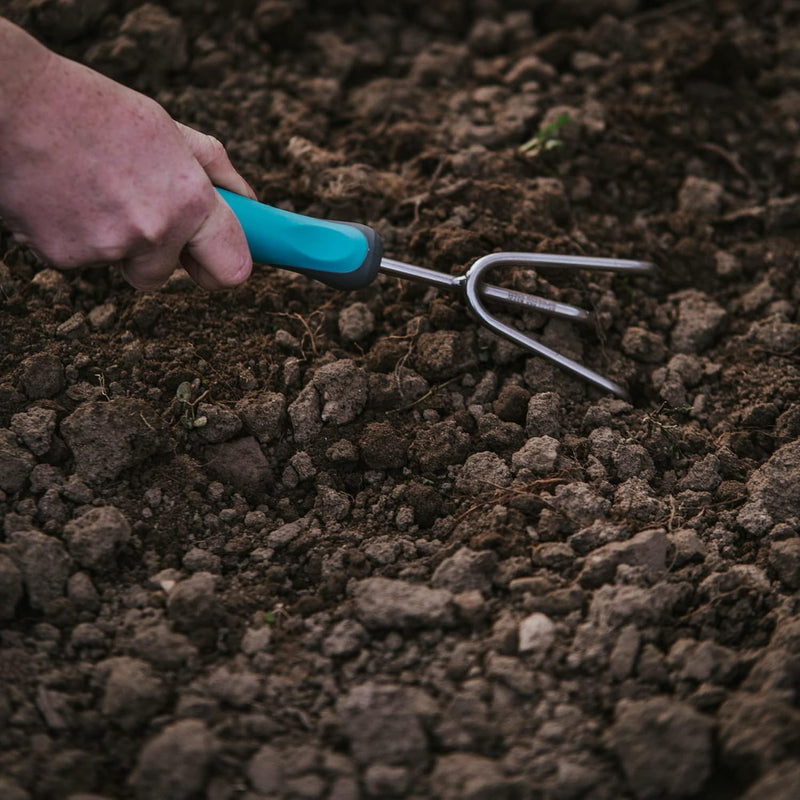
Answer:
[{"xmin": 2, "ymin": 1, "xmax": 800, "ymax": 798}]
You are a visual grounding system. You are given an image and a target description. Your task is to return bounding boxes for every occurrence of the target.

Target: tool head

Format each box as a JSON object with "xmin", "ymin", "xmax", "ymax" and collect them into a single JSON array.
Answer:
[
  {"xmin": 461, "ymin": 252, "xmax": 657, "ymax": 400},
  {"xmin": 381, "ymin": 252, "xmax": 656, "ymax": 400}
]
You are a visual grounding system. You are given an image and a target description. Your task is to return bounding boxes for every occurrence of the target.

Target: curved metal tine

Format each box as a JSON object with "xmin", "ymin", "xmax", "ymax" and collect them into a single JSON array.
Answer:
[
  {"xmin": 484, "ymin": 252, "xmax": 658, "ymax": 275},
  {"xmin": 463, "ymin": 253, "xmax": 636, "ymax": 399},
  {"xmin": 466, "ymin": 252, "xmax": 656, "ymax": 324},
  {"xmin": 379, "ymin": 257, "xmax": 592, "ymax": 323}
]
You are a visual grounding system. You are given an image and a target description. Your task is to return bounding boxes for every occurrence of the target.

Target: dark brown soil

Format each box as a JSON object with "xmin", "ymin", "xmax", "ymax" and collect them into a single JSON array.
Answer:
[{"xmin": 3, "ymin": 1, "xmax": 800, "ymax": 799}]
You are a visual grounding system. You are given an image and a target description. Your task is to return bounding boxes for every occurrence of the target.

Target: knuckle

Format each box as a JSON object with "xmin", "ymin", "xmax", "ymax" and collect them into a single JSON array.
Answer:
[{"xmin": 204, "ymin": 135, "xmax": 226, "ymax": 161}]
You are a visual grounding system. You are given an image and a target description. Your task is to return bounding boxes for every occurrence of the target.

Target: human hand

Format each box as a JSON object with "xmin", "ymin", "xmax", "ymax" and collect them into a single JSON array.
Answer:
[{"xmin": 0, "ymin": 22, "xmax": 254, "ymax": 291}]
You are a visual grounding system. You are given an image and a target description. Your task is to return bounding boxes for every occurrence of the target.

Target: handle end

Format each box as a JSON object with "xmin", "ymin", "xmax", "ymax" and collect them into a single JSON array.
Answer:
[{"xmin": 301, "ymin": 221, "xmax": 382, "ymax": 290}]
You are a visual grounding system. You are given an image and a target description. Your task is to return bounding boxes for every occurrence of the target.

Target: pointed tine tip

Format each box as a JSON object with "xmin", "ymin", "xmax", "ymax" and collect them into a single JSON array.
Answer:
[{"xmin": 636, "ymin": 259, "xmax": 659, "ymax": 274}]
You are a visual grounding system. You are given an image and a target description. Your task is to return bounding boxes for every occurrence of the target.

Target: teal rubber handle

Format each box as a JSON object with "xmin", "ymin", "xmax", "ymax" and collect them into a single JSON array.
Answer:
[{"xmin": 217, "ymin": 188, "xmax": 382, "ymax": 290}]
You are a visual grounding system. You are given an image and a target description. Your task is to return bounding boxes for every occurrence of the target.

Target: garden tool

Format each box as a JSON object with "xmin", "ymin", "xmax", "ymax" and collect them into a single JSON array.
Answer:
[{"xmin": 218, "ymin": 189, "xmax": 656, "ymax": 400}]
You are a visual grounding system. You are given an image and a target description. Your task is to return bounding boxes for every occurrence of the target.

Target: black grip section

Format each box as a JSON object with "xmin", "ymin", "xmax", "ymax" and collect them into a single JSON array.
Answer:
[{"xmin": 298, "ymin": 223, "xmax": 383, "ymax": 291}]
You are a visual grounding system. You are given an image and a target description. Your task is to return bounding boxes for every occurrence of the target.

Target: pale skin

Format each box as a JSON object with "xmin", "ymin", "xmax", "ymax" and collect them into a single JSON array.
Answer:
[{"xmin": 0, "ymin": 18, "xmax": 254, "ymax": 291}]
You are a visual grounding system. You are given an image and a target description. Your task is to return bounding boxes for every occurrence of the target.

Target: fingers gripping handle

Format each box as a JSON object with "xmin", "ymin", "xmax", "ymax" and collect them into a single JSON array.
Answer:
[{"xmin": 217, "ymin": 188, "xmax": 383, "ymax": 290}]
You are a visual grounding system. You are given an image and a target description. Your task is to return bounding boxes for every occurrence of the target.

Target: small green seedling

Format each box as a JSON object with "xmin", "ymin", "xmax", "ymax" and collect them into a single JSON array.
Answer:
[
  {"xmin": 519, "ymin": 113, "xmax": 572, "ymax": 157},
  {"xmin": 175, "ymin": 381, "xmax": 208, "ymax": 429},
  {"xmin": 264, "ymin": 603, "xmax": 289, "ymax": 626}
]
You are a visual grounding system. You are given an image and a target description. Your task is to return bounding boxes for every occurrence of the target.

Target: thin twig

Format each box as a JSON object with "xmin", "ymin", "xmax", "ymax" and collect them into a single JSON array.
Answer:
[{"xmin": 631, "ymin": 0, "xmax": 702, "ymax": 25}]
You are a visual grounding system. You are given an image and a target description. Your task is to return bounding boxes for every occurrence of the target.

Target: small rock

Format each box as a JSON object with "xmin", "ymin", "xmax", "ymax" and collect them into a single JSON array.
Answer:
[
  {"xmin": 715, "ymin": 249, "xmax": 742, "ymax": 278},
  {"xmin": 315, "ymin": 486, "xmax": 352, "ymax": 524},
  {"xmin": 512, "ymin": 435, "xmax": 560, "ymax": 475},
  {"xmin": 282, "ymin": 450, "xmax": 316, "ymax": 488},
  {"xmin": 338, "ymin": 302, "xmax": 375, "ymax": 343},
  {"xmin": 670, "ymin": 290, "xmax": 727, "ymax": 354},
  {"xmin": 414, "ymin": 330, "xmax": 477, "ymax": 380},
  {"xmin": 746, "ymin": 314, "xmax": 800, "ymax": 353},
  {"xmin": 768, "ymin": 538, "xmax": 800, "ymax": 590},
  {"xmin": 206, "ymin": 666, "xmax": 260, "ymax": 708},
  {"xmin": 580, "ymin": 528, "xmax": 668, "ymax": 588},
  {"xmin": 409, "ymin": 42, "xmax": 468, "ymax": 86},
  {"xmin": 87, "ymin": 302, "xmax": 117, "ymax": 331},
  {"xmin": 20, "ymin": 353, "xmax": 65, "ymax": 399},
  {"xmin": 67, "ymin": 571, "xmax": 100, "ymax": 612},
  {"xmin": 129, "ymin": 623, "xmax": 197, "ymax": 671},
  {"xmin": 60, "ymin": 399, "xmax": 164, "ymax": 484},
  {"xmin": 485, "ymin": 652, "xmax": 536, "ymax": 695},
  {"xmin": 477, "ymin": 413, "xmax": 524, "ymax": 452},
  {"xmin": 132, "ymin": 719, "xmax": 218, "ymax": 800},
  {"xmin": 167, "ymin": 572, "xmax": 224, "ymax": 647},
  {"xmin": 236, "ymin": 393, "xmax": 286, "ymax": 443},
  {"xmin": 286, "ymin": 386, "xmax": 322, "ymax": 445},
  {"xmin": 0, "ymin": 429, "xmax": 36, "ymax": 493},
  {"xmin": 678, "ymin": 454, "xmax": 721, "ymax": 492},
  {"xmin": 518, "ymin": 612, "xmax": 556, "ymax": 658},
  {"xmin": 8, "ymin": 529, "xmax": 71, "ymax": 610},
  {"xmin": 614, "ymin": 478, "xmax": 669, "ymax": 524},
  {"xmin": 621, "ymin": 326, "xmax": 667, "ymax": 363},
  {"xmin": 409, "ymin": 421, "xmax": 470, "ymax": 472},
  {"xmin": 741, "ymin": 440, "xmax": 800, "ymax": 529},
  {"xmin": 667, "ymin": 528, "xmax": 706, "ymax": 568},
  {"xmin": 455, "ymin": 451, "xmax": 511, "ymax": 494},
  {"xmin": 98, "ymin": 656, "xmax": 167, "ymax": 731},
  {"xmin": 194, "ymin": 403, "xmax": 242, "ymax": 444},
  {"xmin": 525, "ymin": 392, "xmax": 562, "ymax": 438},
  {"xmin": 677, "ymin": 176, "xmax": 724, "ymax": 216},
  {"xmin": 182, "ymin": 547, "xmax": 222, "ymax": 574},
  {"xmin": 322, "ymin": 619, "xmax": 367, "ymax": 658},
  {"xmin": 667, "ymin": 638, "xmax": 738, "ymax": 684},
  {"xmin": 247, "ymin": 744, "xmax": 283, "ymax": 794},
  {"xmin": 359, "ymin": 422, "xmax": 409, "ymax": 469},
  {"xmin": 609, "ymin": 697, "xmax": 713, "ymax": 799},
  {"xmin": 612, "ymin": 443, "xmax": 655, "ymax": 482},
  {"xmin": 56, "ymin": 312, "xmax": 89, "ymax": 340},
  {"xmin": 353, "ymin": 577, "xmax": 455, "ymax": 630},
  {"xmin": 240, "ymin": 625, "xmax": 272, "ymax": 656},
  {"xmin": 431, "ymin": 547, "xmax": 496, "ymax": 595},
  {"xmin": 314, "ymin": 359, "xmax": 369, "ymax": 424},
  {"xmin": 337, "ymin": 682, "xmax": 431, "ymax": 766},
  {"xmin": 11, "ymin": 407, "xmax": 58, "ymax": 456},
  {"xmin": 63, "ymin": 505, "xmax": 131, "ymax": 571},
  {"xmin": 452, "ymin": 589, "xmax": 487, "ymax": 624},
  {"xmin": 551, "ymin": 481, "xmax": 611, "ymax": 528},
  {"xmin": 494, "ymin": 384, "xmax": 530, "ymax": 423},
  {"xmin": 609, "ymin": 625, "xmax": 641, "ymax": 681},
  {"xmin": 204, "ymin": 436, "xmax": 272, "ymax": 497}
]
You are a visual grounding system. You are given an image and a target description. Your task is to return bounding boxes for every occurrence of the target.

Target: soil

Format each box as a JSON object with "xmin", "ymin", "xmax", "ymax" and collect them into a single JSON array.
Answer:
[{"xmin": 2, "ymin": 1, "xmax": 800, "ymax": 798}]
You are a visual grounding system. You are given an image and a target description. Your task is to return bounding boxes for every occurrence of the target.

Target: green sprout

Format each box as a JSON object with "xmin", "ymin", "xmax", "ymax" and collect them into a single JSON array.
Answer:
[
  {"xmin": 175, "ymin": 381, "xmax": 208, "ymax": 430},
  {"xmin": 519, "ymin": 112, "xmax": 572, "ymax": 157}
]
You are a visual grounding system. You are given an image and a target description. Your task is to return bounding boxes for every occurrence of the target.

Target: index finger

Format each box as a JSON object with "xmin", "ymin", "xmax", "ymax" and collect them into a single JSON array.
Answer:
[{"xmin": 176, "ymin": 121, "xmax": 257, "ymax": 200}]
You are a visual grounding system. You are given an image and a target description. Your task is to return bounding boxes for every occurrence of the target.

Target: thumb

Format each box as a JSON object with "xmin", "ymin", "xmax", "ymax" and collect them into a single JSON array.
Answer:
[{"xmin": 180, "ymin": 192, "xmax": 253, "ymax": 290}]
